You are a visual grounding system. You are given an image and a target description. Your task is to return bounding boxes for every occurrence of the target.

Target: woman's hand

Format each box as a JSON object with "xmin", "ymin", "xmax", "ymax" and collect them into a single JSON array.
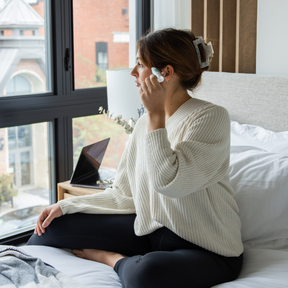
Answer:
[
  {"xmin": 140, "ymin": 74, "xmax": 166, "ymax": 114},
  {"xmin": 140, "ymin": 74, "xmax": 167, "ymax": 132},
  {"xmin": 34, "ymin": 203, "xmax": 63, "ymax": 236}
]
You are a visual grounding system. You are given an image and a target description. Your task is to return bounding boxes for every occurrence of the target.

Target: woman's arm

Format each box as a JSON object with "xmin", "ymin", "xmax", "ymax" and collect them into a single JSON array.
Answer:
[
  {"xmin": 34, "ymin": 187, "xmax": 135, "ymax": 236},
  {"xmin": 58, "ymin": 187, "xmax": 135, "ymax": 215},
  {"xmin": 145, "ymin": 105, "xmax": 231, "ymax": 198},
  {"xmin": 58, "ymin": 144, "xmax": 135, "ymax": 215},
  {"xmin": 34, "ymin": 140, "xmax": 135, "ymax": 236}
]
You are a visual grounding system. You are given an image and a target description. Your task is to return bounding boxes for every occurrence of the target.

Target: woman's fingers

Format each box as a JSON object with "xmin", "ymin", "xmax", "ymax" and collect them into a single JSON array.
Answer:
[
  {"xmin": 35, "ymin": 223, "xmax": 43, "ymax": 236},
  {"xmin": 140, "ymin": 80, "xmax": 148, "ymax": 95},
  {"xmin": 42, "ymin": 205, "xmax": 60, "ymax": 228},
  {"xmin": 140, "ymin": 75, "xmax": 157, "ymax": 99},
  {"xmin": 35, "ymin": 209, "xmax": 47, "ymax": 235},
  {"xmin": 34, "ymin": 203, "xmax": 63, "ymax": 236},
  {"xmin": 149, "ymin": 74, "xmax": 159, "ymax": 87},
  {"xmin": 42, "ymin": 213, "xmax": 54, "ymax": 228},
  {"xmin": 150, "ymin": 73, "xmax": 168, "ymax": 91},
  {"xmin": 145, "ymin": 75, "xmax": 154, "ymax": 91}
]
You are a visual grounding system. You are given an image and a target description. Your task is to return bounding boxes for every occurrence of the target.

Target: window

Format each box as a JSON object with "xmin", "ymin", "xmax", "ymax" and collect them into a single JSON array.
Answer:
[
  {"xmin": 6, "ymin": 75, "xmax": 31, "ymax": 95},
  {"xmin": 72, "ymin": 0, "xmax": 132, "ymax": 172},
  {"xmin": 0, "ymin": 0, "xmax": 150, "ymax": 245},
  {"xmin": 72, "ymin": 115, "xmax": 129, "ymax": 174},
  {"xmin": 96, "ymin": 42, "xmax": 108, "ymax": 72},
  {"xmin": 73, "ymin": 1, "xmax": 130, "ymax": 89},
  {"xmin": 0, "ymin": 123, "xmax": 52, "ymax": 239},
  {"xmin": 0, "ymin": 0, "xmax": 52, "ymax": 97}
]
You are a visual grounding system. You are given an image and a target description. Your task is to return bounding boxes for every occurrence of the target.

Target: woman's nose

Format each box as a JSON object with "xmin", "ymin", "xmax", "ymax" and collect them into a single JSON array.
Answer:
[{"xmin": 130, "ymin": 66, "xmax": 138, "ymax": 77}]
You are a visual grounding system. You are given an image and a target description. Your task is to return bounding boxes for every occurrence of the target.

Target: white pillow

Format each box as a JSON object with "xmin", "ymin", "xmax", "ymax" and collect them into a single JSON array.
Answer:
[
  {"xmin": 231, "ymin": 121, "xmax": 288, "ymax": 155},
  {"xmin": 229, "ymin": 145, "xmax": 288, "ymax": 250}
]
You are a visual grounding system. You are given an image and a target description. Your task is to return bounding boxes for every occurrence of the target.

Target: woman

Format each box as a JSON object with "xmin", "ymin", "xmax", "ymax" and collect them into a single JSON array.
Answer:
[{"xmin": 28, "ymin": 28, "xmax": 243, "ymax": 288}]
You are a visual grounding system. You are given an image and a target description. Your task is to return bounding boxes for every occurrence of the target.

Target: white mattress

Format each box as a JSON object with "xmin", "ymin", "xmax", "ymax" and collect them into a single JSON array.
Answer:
[
  {"xmin": 22, "ymin": 245, "xmax": 122, "ymax": 288},
  {"xmin": 21, "ymin": 246, "xmax": 288, "ymax": 288}
]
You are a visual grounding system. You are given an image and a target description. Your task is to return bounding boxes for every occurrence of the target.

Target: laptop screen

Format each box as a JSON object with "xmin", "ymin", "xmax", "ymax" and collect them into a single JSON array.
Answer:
[{"xmin": 70, "ymin": 138, "xmax": 110, "ymax": 186}]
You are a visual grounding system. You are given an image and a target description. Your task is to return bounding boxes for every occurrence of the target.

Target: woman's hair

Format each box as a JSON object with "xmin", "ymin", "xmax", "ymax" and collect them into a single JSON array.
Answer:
[{"xmin": 136, "ymin": 28, "xmax": 210, "ymax": 91}]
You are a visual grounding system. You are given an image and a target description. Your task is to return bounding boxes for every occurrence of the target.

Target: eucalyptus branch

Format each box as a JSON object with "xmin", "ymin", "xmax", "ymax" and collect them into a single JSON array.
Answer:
[{"xmin": 98, "ymin": 105, "xmax": 146, "ymax": 134}]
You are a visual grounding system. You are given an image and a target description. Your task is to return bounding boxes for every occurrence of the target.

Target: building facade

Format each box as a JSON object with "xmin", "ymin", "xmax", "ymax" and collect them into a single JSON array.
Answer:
[{"xmin": 0, "ymin": 0, "xmax": 129, "ymax": 218}]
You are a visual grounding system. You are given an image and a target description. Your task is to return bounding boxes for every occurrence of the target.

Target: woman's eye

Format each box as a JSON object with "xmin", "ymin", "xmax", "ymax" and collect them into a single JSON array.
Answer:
[{"xmin": 137, "ymin": 62, "xmax": 143, "ymax": 67}]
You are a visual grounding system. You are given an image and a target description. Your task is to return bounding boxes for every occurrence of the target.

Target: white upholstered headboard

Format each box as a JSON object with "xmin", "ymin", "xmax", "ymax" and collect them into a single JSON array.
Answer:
[{"xmin": 192, "ymin": 72, "xmax": 288, "ymax": 132}]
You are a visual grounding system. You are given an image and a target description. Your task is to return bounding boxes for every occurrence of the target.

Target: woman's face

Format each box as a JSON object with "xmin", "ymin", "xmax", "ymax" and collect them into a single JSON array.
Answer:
[{"xmin": 130, "ymin": 52, "xmax": 152, "ymax": 87}]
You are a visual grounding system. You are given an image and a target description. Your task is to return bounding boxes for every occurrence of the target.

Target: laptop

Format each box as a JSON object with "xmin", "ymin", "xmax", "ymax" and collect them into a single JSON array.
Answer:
[{"xmin": 70, "ymin": 138, "xmax": 116, "ymax": 189}]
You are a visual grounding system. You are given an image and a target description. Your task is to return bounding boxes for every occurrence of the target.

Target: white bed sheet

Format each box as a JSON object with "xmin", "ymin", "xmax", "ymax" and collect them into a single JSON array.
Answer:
[
  {"xmin": 213, "ymin": 248, "xmax": 288, "ymax": 288},
  {"xmin": 21, "ymin": 245, "xmax": 122, "ymax": 288},
  {"xmin": 21, "ymin": 246, "xmax": 288, "ymax": 288}
]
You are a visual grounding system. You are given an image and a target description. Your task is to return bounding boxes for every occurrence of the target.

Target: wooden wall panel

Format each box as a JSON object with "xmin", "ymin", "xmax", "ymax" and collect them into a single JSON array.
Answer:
[
  {"xmin": 191, "ymin": 0, "xmax": 204, "ymax": 38},
  {"xmin": 239, "ymin": 0, "xmax": 257, "ymax": 73},
  {"xmin": 207, "ymin": 0, "xmax": 220, "ymax": 71},
  {"xmin": 190, "ymin": 0, "xmax": 257, "ymax": 74},
  {"xmin": 222, "ymin": 0, "xmax": 237, "ymax": 72}
]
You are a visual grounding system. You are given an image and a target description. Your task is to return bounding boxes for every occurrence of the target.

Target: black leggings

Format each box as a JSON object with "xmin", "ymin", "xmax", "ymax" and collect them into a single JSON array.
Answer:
[{"xmin": 27, "ymin": 213, "xmax": 243, "ymax": 288}]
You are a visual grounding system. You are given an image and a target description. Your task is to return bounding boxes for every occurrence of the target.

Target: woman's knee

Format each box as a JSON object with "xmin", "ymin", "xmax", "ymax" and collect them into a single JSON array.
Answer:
[
  {"xmin": 116, "ymin": 249, "xmax": 241, "ymax": 288},
  {"xmin": 27, "ymin": 216, "xmax": 70, "ymax": 247},
  {"xmin": 27, "ymin": 224, "xmax": 59, "ymax": 246},
  {"xmin": 27, "ymin": 233, "xmax": 42, "ymax": 245},
  {"xmin": 117, "ymin": 253, "xmax": 177, "ymax": 288}
]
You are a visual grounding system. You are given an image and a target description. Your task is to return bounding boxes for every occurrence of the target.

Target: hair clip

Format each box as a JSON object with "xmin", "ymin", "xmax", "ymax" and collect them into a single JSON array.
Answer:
[
  {"xmin": 192, "ymin": 37, "xmax": 214, "ymax": 68},
  {"xmin": 206, "ymin": 42, "xmax": 214, "ymax": 58}
]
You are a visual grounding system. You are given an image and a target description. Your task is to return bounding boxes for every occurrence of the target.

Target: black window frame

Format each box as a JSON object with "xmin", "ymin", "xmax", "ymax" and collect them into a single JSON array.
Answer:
[
  {"xmin": 136, "ymin": 0, "xmax": 151, "ymax": 39},
  {"xmin": 0, "ymin": 0, "xmax": 150, "ymax": 245}
]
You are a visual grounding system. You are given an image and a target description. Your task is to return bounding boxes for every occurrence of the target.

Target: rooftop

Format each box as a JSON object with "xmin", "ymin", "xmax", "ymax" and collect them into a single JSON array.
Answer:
[{"xmin": 0, "ymin": 0, "xmax": 44, "ymax": 28}]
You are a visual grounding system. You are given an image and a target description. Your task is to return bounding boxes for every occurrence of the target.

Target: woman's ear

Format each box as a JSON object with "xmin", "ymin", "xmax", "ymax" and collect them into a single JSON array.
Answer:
[{"xmin": 161, "ymin": 65, "xmax": 174, "ymax": 82}]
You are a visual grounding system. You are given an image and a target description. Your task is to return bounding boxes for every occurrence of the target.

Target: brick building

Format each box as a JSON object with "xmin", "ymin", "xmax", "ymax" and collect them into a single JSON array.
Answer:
[
  {"xmin": 73, "ymin": 0, "xmax": 129, "ymax": 88},
  {"xmin": 0, "ymin": 0, "xmax": 130, "ymax": 191}
]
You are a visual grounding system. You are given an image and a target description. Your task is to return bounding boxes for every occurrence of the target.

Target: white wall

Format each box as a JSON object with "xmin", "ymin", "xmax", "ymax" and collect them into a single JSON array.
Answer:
[
  {"xmin": 256, "ymin": 0, "xmax": 288, "ymax": 76},
  {"xmin": 153, "ymin": 0, "xmax": 190, "ymax": 31},
  {"xmin": 129, "ymin": 0, "xmax": 191, "ymax": 67}
]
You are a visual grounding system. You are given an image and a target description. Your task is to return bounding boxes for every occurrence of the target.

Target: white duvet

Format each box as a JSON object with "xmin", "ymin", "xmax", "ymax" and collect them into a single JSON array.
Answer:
[{"xmin": 21, "ymin": 246, "xmax": 288, "ymax": 288}]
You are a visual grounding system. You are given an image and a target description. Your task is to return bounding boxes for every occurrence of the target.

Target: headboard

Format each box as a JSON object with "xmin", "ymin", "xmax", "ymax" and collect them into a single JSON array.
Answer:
[{"xmin": 192, "ymin": 72, "xmax": 288, "ymax": 132}]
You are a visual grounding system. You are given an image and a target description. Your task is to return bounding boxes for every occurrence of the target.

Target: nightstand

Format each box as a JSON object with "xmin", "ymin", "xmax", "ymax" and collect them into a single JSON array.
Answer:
[{"xmin": 57, "ymin": 181, "xmax": 104, "ymax": 201}]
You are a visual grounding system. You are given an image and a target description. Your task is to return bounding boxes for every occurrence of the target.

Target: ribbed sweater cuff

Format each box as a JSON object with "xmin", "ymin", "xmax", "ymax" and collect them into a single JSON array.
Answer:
[
  {"xmin": 58, "ymin": 199, "xmax": 70, "ymax": 215},
  {"xmin": 58, "ymin": 197, "xmax": 84, "ymax": 215}
]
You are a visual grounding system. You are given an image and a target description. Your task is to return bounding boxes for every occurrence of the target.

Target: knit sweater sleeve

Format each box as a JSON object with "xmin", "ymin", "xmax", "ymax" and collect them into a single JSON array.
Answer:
[
  {"xmin": 58, "ymin": 145, "xmax": 136, "ymax": 215},
  {"xmin": 58, "ymin": 187, "xmax": 135, "ymax": 215},
  {"xmin": 145, "ymin": 105, "xmax": 231, "ymax": 198}
]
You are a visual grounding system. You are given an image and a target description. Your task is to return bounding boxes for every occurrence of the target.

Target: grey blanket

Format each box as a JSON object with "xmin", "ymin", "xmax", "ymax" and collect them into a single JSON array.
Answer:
[{"xmin": 0, "ymin": 245, "xmax": 86, "ymax": 288}]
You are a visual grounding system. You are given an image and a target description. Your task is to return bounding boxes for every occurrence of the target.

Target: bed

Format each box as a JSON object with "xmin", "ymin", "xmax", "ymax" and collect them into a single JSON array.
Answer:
[{"xmin": 2, "ymin": 71, "xmax": 288, "ymax": 287}]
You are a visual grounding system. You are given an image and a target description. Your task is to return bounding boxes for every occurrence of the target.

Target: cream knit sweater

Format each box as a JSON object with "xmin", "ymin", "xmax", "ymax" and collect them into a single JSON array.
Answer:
[{"xmin": 59, "ymin": 97, "xmax": 244, "ymax": 257}]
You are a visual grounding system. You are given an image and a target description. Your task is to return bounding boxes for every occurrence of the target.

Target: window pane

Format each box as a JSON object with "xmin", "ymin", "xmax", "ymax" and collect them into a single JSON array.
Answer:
[
  {"xmin": 73, "ymin": 0, "xmax": 130, "ymax": 89},
  {"xmin": 72, "ymin": 115, "xmax": 129, "ymax": 176},
  {"xmin": 17, "ymin": 125, "xmax": 32, "ymax": 148},
  {"xmin": 0, "ymin": 0, "xmax": 52, "ymax": 96},
  {"xmin": 0, "ymin": 122, "xmax": 54, "ymax": 239}
]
